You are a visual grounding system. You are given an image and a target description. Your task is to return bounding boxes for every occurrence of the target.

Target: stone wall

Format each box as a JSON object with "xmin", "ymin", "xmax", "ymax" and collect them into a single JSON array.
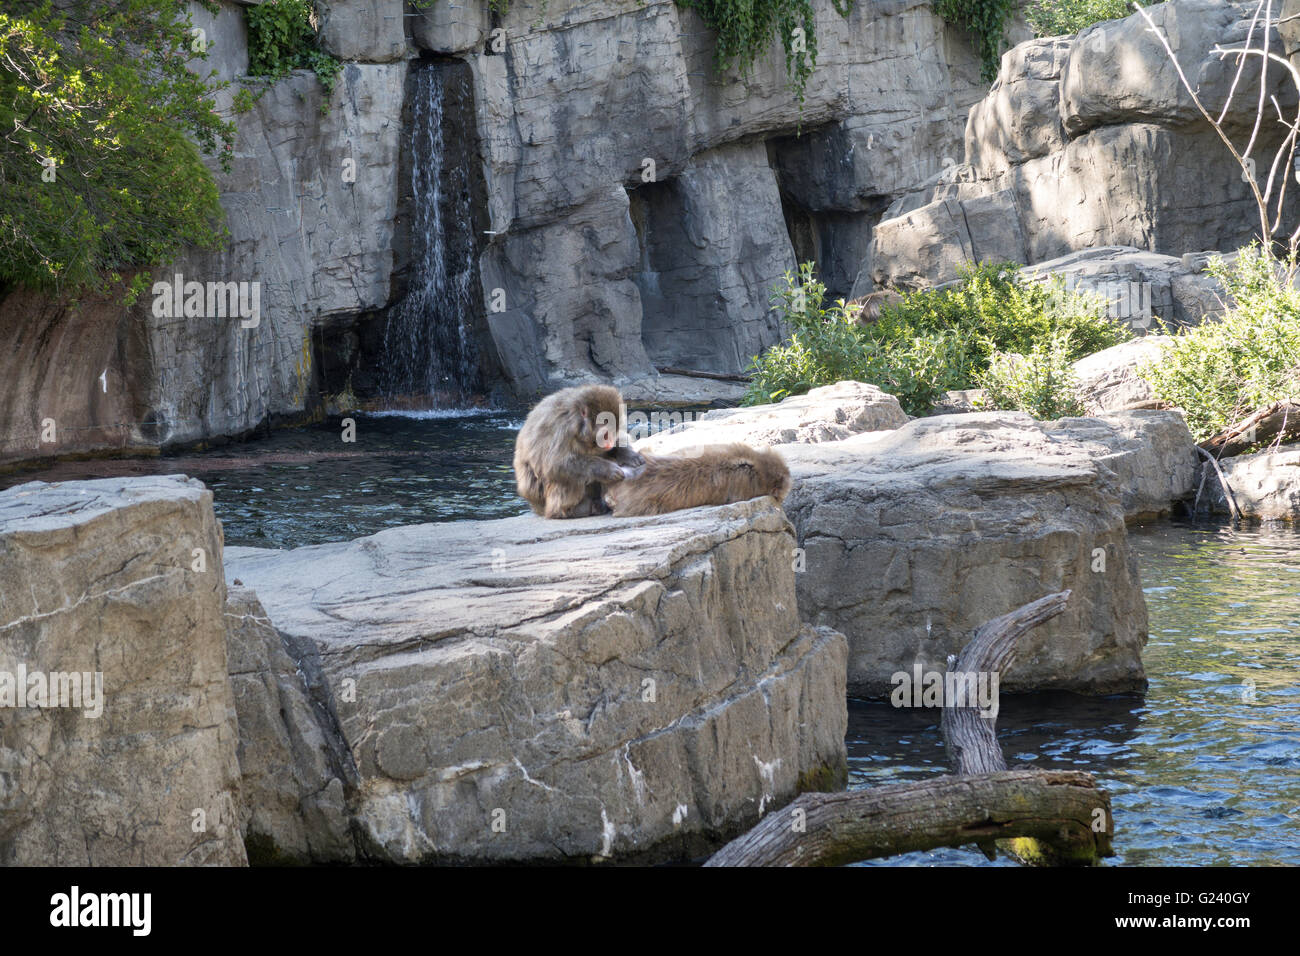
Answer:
[
  {"xmin": 0, "ymin": 0, "xmax": 985, "ymax": 465},
  {"xmin": 860, "ymin": 0, "xmax": 1300, "ymax": 292}
]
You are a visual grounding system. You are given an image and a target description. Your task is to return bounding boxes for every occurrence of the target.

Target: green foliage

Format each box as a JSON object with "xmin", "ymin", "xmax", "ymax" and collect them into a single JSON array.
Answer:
[
  {"xmin": 1140, "ymin": 245, "xmax": 1300, "ymax": 443},
  {"xmin": 1027, "ymin": 0, "xmax": 1141, "ymax": 37},
  {"xmin": 745, "ymin": 261, "xmax": 1130, "ymax": 418},
  {"xmin": 246, "ymin": 0, "xmax": 342, "ymax": 111},
  {"xmin": 978, "ymin": 331, "xmax": 1087, "ymax": 419},
  {"xmin": 934, "ymin": 0, "xmax": 1019, "ymax": 82},
  {"xmin": 883, "ymin": 262, "xmax": 1129, "ymax": 367},
  {"xmin": 0, "ymin": 0, "xmax": 232, "ymax": 298},
  {"xmin": 676, "ymin": 0, "xmax": 853, "ymax": 104}
]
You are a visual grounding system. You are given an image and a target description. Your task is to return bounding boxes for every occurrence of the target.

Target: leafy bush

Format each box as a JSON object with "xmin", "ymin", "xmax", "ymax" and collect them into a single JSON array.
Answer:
[
  {"xmin": 745, "ymin": 261, "xmax": 1129, "ymax": 418},
  {"xmin": 246, "ymin": 0, "xmax": 342, "ymax": 110},
  {"xmin": 675, "ymin": 0, "xmax": 854, "ymax": 104},
  {"xmin": 933, "ymin": 0, "xmax": 1019, "ymax": 82},
  {"xmin": 1027, "ymin": 0, "xmax": 1141, "ymax": 36},
  {"xmin": 879, "ymin": 262, "xmax": 1129, "ymax": 367},
  {"xmin": 978, "ymin": 331, "xmax": 1087, "ymax": 419},
  {"xmin": 0, "ymin": 0, "xmax": 232, "ymax": 299},
  {"xmin": 1140, "ymin": 245, "xmax": 1300, "ymax": 442}
]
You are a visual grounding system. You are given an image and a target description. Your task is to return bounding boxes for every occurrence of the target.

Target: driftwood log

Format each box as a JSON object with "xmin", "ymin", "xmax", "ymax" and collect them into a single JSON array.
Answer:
[
  {"xmin": 655, "ymin": 366, "xmax": 753, "ymax": 383},
  {"xmin": 705, "ymin": 590, "xmax": 1115, "ymax": 867},
  {"xmin": 1200, "ymin": 399, "xmax": 1300, "ymax": 458}
]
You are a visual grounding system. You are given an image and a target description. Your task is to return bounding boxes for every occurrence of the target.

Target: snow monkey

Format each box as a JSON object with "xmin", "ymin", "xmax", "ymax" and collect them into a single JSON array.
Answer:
[
  {"xmin": 848, "ymin": 288, "xmax": 904, "ymax": 325},
  {"xmin": 601, "ymin": 443, "xmax": 792, "ymax": 517},
  {"xmin": 513, "ymin": 385, "xmax": 646, "ymax": 518}
]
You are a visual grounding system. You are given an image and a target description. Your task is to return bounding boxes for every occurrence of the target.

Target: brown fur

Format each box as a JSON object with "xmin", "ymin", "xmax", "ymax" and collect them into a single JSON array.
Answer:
[
  {"xmin": 513, "ymin": 385, "xmax": 645, "ymax": 518},
  {"xmin": 602, "ymin": 443, "xmax": 792, "ymax": 517},
  {"xmin": 847, "ymin": 288, "xmax": 904, "ymax": 325}
]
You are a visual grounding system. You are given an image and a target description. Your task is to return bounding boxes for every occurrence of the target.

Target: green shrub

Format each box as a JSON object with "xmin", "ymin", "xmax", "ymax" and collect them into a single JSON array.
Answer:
[
  {"xmin": 878, "ymin": 262, "xmax": 1129, "ymax": 367},
  {"xmin": 1027, "ymin": 0, "xmax": 1141, "ymax": 36},
  {"xmin": 246, "ymin": 0, "xmax": 342, "ymax": 111},
  {"xmin": 0, "ymin": 1, "xmax": 232, "ymax": 299},
  {"xmin": 744, "ymin": 261, "xmax": 1129, "ymax": 418},
  {"xmin": 1140, "ymin": 245, "xmax": 1300, "ymax": 443},
  {"xmin": 978, "ymin": 331, "xmax": 1087, "ymax": 419}
]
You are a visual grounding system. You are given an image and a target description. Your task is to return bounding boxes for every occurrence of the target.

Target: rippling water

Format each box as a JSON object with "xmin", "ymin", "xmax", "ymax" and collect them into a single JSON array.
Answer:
[
  {"xmin": 849, "ymin": 520, "xmax": 1300, "ymax": 866},
  {"xmin": 0, "ymin": 411, "xmax": 527, "ymax": 549}
]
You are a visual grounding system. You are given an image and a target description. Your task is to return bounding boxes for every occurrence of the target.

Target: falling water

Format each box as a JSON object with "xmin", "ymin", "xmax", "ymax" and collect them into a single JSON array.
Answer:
[{"xmin": 380, "ymin": 63, "xmax": 482, "ymax": 407}]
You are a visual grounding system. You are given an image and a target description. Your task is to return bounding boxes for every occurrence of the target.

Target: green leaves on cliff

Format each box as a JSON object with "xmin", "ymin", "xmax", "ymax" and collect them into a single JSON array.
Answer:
[
  {"xmin": 245, "ymin": 0, "xmax": 342, "ymax": 108},
  {"xmin": 1027, "ymin": 0, "xmax": 1142, "ymax": 37},
  {"xmin": 0, "ymin": 1, "xmax": 232, "ymax": 298},
  {"xmin": 933, "ymin": 0, "xmax": 1018, "ymax": 82},
  {"xmin": 676, "ymin": 0, "xmax": 854, "ymax": 103}
]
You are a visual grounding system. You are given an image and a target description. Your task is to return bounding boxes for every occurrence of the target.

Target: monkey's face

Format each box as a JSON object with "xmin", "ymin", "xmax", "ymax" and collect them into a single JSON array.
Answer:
[{"xmin": 576, "ymin": 387, "xmax": 632, "ymax": 456}]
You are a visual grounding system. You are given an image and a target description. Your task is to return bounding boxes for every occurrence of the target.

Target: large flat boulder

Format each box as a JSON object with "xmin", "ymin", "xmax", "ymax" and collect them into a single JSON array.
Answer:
[
  {"xmin": 223, "ymin": 499, "xmax": 847, "ymax": 863},
  {"xmin": 780, "ymin": 412, "xmax": 1178, "ymax": 697},
  {"xmin": 1048, "ymin": 411, "xmax": 1198, "ymax": 521},
  {"xmin": 1021, "ymin": 247, "xmax": 1227, "ymax": 331},
  {"xmin": 636, "ymin": 382, "xmax": 908, "ymax": 454},
  {"xmin": 0, "ymin": 476, "xmax": 246, "ymax": 865}
]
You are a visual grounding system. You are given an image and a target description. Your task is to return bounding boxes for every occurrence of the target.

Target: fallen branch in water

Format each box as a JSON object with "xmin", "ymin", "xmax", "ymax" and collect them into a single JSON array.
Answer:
[
  {"xmin": 706, "ymin": 590, "xmax": 1115, "ymax": 867},
  {"xmin": 1196, "ymin": 445, "xmax": 1241, "ymax": 521},
  {"xmin": 656, "ymin": 366, "xmax": 752, "ymax": 383},
  {"xmin": 1200, "ymin": 399, "xmax": 1300, "ymax": 458},
  {"xmin": 703, "ymin": 769, "xmax": 1110, "ymax": 867}
]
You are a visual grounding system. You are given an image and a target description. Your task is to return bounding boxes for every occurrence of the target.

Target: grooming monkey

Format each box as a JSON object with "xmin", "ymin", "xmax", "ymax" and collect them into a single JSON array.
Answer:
[
  {"xmin": 848, "ymin": 288, "xmax": 904, "ymax": 325},
  {"xmin": 513, "ymin": 385, "xmax": 645, "ymax": 518},
  {"xmin": 602, "ymin": 443, "xmax": 791, "ymax": 517}
]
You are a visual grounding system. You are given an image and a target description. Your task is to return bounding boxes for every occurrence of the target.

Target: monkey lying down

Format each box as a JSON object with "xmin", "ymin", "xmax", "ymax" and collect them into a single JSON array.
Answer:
[{"xmin": 513, "ymin": 385, "xmax": 792, "ymax": 518}]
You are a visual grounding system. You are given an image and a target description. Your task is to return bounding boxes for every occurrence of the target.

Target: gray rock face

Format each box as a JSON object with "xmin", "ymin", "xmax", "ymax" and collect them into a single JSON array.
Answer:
[
  {"xmin": 862, "ymin": 2, "xmax": 1298, "ymax": 291},
  {"xmin": 634, "ymin": 142, "xmax": 796, "ymax": 375},
  {"xmin": 0, "ymin": 476, "xmax": 246, "ymax": 865},
  {"xmin": 1020, "ymin": 247, "xmax": 1228, "ymax": 331},
  {"xmin": 1206, "ymin": 446, "xmax": 1300, "ymax": 519},
  {"xmin": 225, "ymin": 586, "xmax": 356, "ymax": 864},
  {"xmin": 224, "ymin": 499, "xmax": 848, "ymax": 863},
  {"xmin": 3, "ymin": 0, "xmax": 989, "ymax": 463},
  {"xmin": 1070, "ymin": 335, "xmax": 1170, "ymax": 414},
  {"xmin": 636, "ymin": 381, "xmax": 908, "ymax": 454},
  {"xmin": 148, "ymin": 63, "xmax": 406, "ymax": 449},
  {"xmin": 316, "ymin": 0, "xmax": 407, "ymax": 62},
  {"xmin": 470, "ymin": 0, "xmax": 988, "ymax": 390},
  {"xmin": 410, "ymin": 1, "xmax": 489, "ymax": 54},
  {"xmin": 780, "ymin": 413, "xmax": 1160, "ymax": 697}
]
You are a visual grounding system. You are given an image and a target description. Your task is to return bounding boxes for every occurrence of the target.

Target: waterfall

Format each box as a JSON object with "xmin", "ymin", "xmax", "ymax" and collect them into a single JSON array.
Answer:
[{"xmin": 380, "ymin": 62, "xmax": 482, "ymax": 407}]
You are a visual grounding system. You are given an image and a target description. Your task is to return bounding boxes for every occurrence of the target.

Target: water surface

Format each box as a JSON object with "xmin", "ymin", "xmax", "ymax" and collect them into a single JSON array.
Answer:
[{"xmin": 848, "ymin": 520, "xmax": 1300, "ymax": 866}]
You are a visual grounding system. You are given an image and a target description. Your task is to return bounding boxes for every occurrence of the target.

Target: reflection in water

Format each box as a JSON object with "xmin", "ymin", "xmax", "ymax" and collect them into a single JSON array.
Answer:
[{"xmin": 849, "ymin": 519, "xmax": 1300, "ymax": 866}]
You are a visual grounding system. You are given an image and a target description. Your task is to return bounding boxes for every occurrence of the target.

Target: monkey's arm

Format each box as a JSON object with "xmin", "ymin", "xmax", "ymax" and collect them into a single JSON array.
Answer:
[
  {"xmin": 558, "ymin": 451, "xmax": 628, "ymax": 484},
  {"xmin": 611, "ymin": 444, "xmax": 646, "ymax": 480}
]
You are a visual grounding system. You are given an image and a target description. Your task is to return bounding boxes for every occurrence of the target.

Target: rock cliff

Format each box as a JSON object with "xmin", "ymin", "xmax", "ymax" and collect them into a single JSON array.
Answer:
[{"xmin": 0, "ymin": 0, "xmax": 986, "ymax": 465}]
